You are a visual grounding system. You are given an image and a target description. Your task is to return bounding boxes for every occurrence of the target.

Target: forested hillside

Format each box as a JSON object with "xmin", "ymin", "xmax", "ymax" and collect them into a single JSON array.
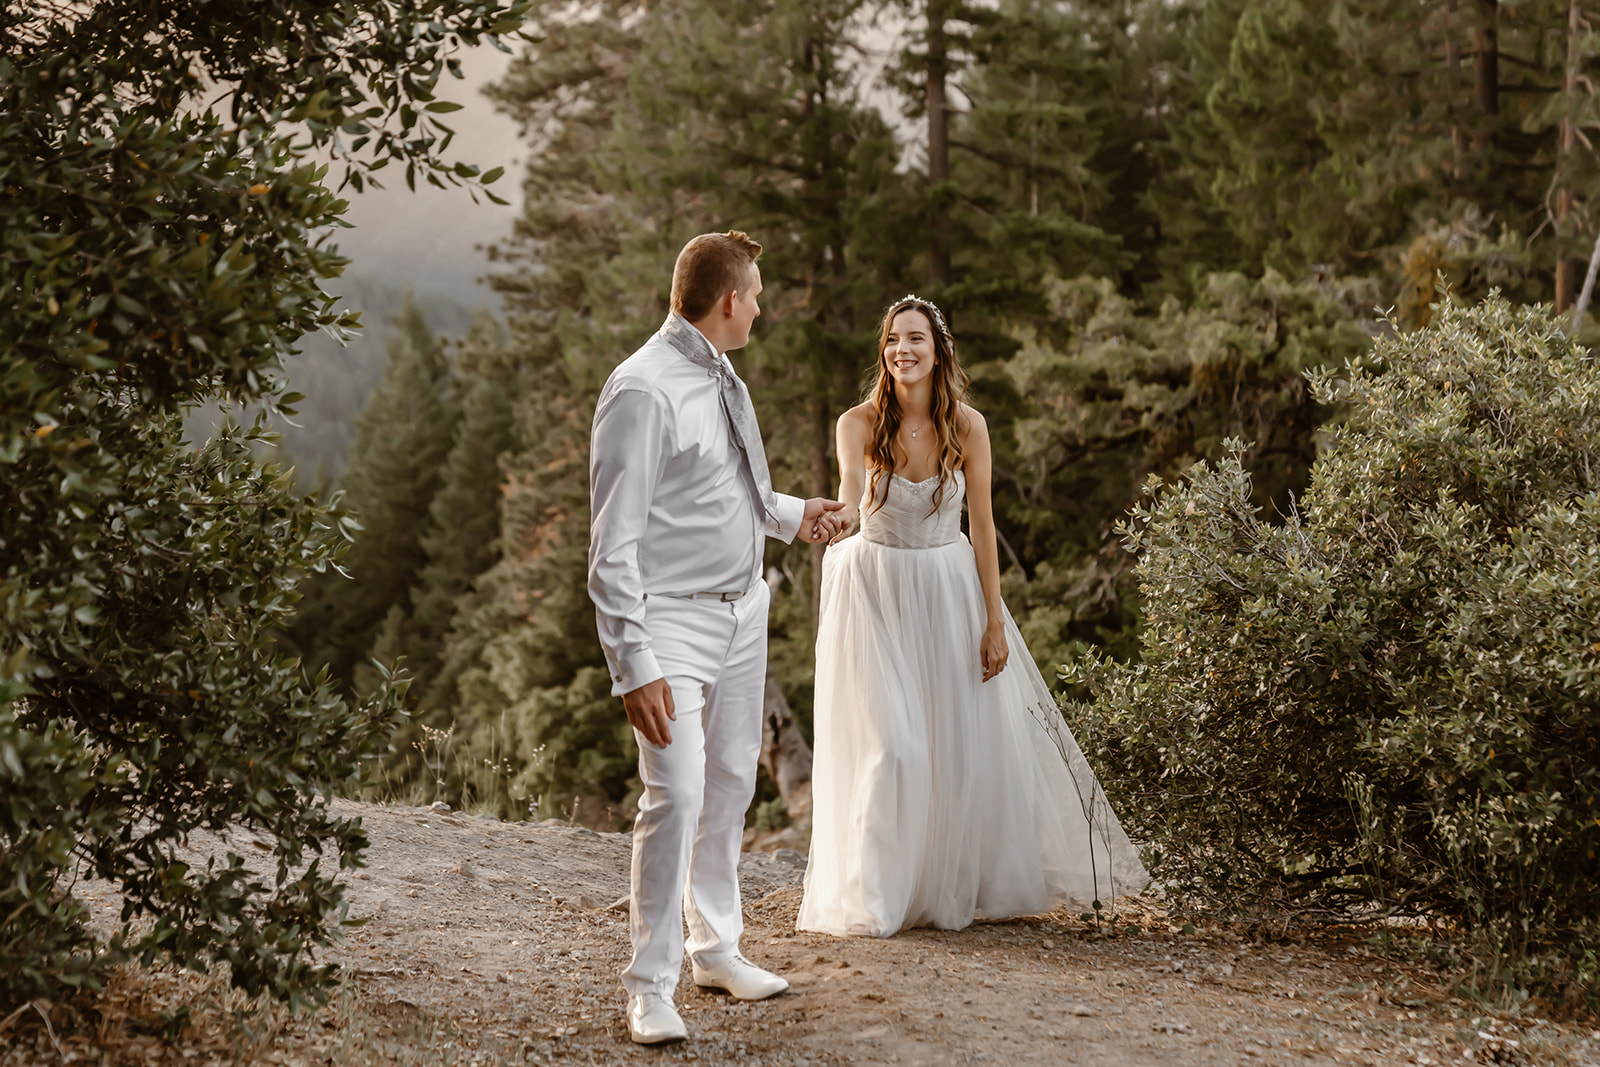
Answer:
[
  {"xmin": 286, "ymin": 0, "xmax": 1600, "ymax": 831},
  {"xmin": 185, "ymin": 275, "xmax": 481, "ymax": 481}
]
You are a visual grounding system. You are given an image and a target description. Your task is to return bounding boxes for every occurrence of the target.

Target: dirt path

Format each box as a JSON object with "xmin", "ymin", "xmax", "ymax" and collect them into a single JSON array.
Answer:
[{"xmin": 9, "ymin": 799, "xmax": 1597, "ymax": 1065}]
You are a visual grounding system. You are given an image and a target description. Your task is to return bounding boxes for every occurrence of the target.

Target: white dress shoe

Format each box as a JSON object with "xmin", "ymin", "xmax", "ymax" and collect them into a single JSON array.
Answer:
[
  {"xmin": 627, "ymin": 993, "xmax": 687, "ymax": 1045},
  {"xmin": 691, "ymin": 953, "xmax": 790, "ymax": 1000}
]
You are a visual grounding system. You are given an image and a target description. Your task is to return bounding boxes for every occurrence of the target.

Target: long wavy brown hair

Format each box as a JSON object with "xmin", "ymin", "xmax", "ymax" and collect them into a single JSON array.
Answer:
[{"xmin": 864, "ymin": 296, "xmax": 970, "ymax": 516}]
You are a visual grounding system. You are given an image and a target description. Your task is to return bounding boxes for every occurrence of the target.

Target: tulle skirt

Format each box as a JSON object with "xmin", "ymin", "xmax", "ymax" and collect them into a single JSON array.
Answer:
[{"xmin": 797, "ymin": 534, "xmax": 1147, "ymax": 937}]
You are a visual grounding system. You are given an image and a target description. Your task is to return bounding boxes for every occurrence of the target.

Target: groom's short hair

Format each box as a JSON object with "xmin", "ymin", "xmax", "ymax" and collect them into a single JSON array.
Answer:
[{"xmin": 671, "ymin": 231, "xmax": 763, "ymax": 322}]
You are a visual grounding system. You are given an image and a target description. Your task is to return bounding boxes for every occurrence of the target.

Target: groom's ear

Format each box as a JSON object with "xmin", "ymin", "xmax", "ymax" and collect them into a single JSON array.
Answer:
[{"xmin": 720, "ymin": 288, "xmax": 739, "ymax": 318}]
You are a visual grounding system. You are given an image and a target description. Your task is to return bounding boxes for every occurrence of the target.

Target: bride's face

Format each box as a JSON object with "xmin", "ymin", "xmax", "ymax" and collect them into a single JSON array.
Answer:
[{"xmin": 883, "ymin": 309, "xmax": 938, "ymax": 388}]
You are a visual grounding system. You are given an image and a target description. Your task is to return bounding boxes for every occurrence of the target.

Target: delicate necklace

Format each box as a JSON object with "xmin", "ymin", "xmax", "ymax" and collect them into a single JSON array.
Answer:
[{"xmin": 907, "ymin": 421, "xmax": 930, "ymax": 440}]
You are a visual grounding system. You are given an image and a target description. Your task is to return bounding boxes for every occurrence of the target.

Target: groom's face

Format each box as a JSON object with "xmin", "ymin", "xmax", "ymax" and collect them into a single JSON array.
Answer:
[{"xmin": 725, "ymin": 265, "xmax": 763, "ymax": 350}]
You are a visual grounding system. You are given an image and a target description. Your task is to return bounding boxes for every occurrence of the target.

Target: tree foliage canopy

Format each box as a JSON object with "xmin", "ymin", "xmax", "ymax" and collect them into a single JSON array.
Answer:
[{"xmin": 0, "ymin": 0, "xmax": 527, "ymax": 1009}]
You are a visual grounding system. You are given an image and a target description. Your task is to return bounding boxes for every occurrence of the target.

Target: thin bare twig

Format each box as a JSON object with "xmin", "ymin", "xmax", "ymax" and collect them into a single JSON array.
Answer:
[
  {"xmin": 1569, "ymin": 224, "xmax": 1600, "ymax": 333},
  {"xmin": 0, "ymin": 1000, "xmax": 64, "ymax": 1056}
]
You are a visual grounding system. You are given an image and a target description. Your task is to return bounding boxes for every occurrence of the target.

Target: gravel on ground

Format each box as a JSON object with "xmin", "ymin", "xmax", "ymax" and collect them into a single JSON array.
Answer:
[{"xmin": 3, "ymin": 799, "xmax": 1595, "ymax": 1066}]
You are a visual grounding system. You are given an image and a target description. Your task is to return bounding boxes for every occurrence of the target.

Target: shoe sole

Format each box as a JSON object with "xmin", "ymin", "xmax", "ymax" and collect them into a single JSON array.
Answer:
[
  {"xmin": 692, "ymin": 978, "xmax": 789, "ymax": 1001},
  {"xmin": 629, "ymin": 1029, "xmax": 687, "ymax": 1046}
]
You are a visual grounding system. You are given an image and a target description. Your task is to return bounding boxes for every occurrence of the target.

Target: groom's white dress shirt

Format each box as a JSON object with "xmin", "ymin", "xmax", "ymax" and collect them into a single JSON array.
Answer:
[{"xmin": 589, "ymin": 316, "xmax": 805, "ymax": 696}]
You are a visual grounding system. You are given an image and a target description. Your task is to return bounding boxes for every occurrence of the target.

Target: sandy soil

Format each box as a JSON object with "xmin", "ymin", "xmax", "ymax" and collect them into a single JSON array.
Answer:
[{"xmin": 5, "ymin": 799, "xmax": 1597, "ymax": 1066}]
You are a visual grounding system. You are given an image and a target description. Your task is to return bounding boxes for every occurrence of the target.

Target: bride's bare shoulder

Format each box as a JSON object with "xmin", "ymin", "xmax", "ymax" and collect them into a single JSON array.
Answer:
[
  {"xmin": 838, "ymin": 403, "xmax": 874, "ymax": 436},
  {"xmin": 956, "ymin": 402, "xmax": 988, "ymax": 442}
]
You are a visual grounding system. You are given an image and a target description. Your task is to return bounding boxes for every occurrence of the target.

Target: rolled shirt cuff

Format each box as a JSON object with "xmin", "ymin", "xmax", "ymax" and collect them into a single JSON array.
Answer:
[
  {"xmin": 771, "ymin": 492, "xmax": 806, "ymax": 544},
  {"xmin": 609, "ymin": 646, "xmax": 664, "ymax": 697}
]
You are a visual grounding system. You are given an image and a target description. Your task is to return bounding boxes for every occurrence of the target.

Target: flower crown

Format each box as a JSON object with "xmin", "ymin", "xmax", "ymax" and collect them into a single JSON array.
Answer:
[{"xmin": 893, "ymin": 294, "xmax": 951, "ymax": 340}]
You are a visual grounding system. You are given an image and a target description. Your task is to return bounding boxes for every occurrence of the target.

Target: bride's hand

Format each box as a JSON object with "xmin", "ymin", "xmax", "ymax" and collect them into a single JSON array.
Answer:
[
  {"xmin": 980, "ymin": 623, "xmax": 1009, "ymax": 682},
  {"xmin": 827, "ymin": 504, "xmax": 859, "ymax": 545}
]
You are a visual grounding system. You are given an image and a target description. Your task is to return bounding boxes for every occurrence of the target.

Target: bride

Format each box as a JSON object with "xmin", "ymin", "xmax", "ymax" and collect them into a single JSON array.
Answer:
[{"xmin": 797, "ymin": 295, "xmax": 1147, "ymax": 937}]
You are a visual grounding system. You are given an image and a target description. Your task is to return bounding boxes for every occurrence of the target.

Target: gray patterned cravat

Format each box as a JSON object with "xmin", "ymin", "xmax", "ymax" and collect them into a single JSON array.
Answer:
[{"xmin": 658, "ymin": 314, "xmax": 780, "ymax": 529}]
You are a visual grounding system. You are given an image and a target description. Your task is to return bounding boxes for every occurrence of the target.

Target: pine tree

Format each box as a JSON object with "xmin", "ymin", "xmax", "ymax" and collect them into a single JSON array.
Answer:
[
  {"xmin": 290, "ymin": 298, "xmax": 458, "ymax": 693},
  {"xmin": 928, "ymin": 0, "xmax": 1180, "ymax": 477},
  {"xmin": 412, "ymin": 310, "xmax": 519, "ymax": 711},
  {"xmin": 427, "ymin": 0, "xmax": 921, "ymax": 816},
  {"xmin": 996, "ymin": 269, "xmax": 1375, "ymax": 672},
  {"xmin": 893, "ymin": 0, "xmax": 1145, "ymax": 300},
  {"xmin": 949, "ymin": 0, "xmax": 1158, "ymax": 295},
  {"xmin": 1161, "ymin": 0, "xmax": 1600, "ymax": 302},
  {"xmin": 896, "ymin": 0, "xmax": 972, "ymax": 288},
  {"xmin": 618, "ymin": 0, "xmax": 916, "ymax": 638},
  {"xmin": 391, "ymin": 0, "xmax": 1600, "ymax": 822}
]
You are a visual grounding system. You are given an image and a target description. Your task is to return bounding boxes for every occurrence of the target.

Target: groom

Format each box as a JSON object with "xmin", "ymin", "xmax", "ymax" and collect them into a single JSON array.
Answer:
[{"xmin": 588, "ymin": 231, "xmax": 844, "ymax": 1045}]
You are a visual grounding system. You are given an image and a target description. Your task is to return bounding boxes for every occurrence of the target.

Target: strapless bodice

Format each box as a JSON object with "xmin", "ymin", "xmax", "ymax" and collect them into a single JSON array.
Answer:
[{"xmin": 859, "ymin": 469, "xmax": 965, "ymax": 549}]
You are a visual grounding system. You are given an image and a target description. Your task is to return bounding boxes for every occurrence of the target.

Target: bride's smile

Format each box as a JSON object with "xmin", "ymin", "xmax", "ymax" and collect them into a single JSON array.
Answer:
[{"xmin": 883, "ymin": 309, "xmax": 939, "ymax": 385}]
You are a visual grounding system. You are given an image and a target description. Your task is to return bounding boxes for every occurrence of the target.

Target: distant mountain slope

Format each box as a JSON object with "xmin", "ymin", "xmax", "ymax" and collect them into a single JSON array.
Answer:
[{"xmin": 186, "ymin": 272, "xmax": 487, "ymax": 483}]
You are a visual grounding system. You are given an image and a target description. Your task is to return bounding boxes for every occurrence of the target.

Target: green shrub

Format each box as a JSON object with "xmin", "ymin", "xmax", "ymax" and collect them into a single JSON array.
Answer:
[
  {"xmin": 0, "ymin": 0, "xmax": 526, "ymax": 1011},
  {"xmin": 0, "ymin": 706, "xmax": 125, "ymax": 999},
  {"xmin": 1, "ymin": 414, "xmax": 409, "ymax": 1011},
  {"xmin": 1069, "ymin": 294, "xmax": 1600, "ymax": 1004}
]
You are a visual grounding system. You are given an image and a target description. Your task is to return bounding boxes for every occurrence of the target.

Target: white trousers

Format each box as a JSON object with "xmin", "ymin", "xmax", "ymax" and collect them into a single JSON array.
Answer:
[{"xmin": 621, "ymin": 581, "xmax": 769, "ymax": 997}]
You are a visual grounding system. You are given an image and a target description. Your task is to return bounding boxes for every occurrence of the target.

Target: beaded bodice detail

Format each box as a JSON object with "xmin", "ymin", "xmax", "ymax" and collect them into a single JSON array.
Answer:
[{"xmin": 859, "ymin": 469, "xmax": 965, "ymax": 549}]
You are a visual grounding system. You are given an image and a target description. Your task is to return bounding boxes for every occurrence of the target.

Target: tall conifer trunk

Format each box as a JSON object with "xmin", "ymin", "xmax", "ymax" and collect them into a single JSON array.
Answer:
[
  {"xmin": 927, "ymin": 0, "xmax": 950, "ymax": 286},
  {"xmin": 1556, "ymin": 0, "xmax": 1581, "ymax": 311},
  {"xmin": 1469, "ymin": 0, "xmax": 1498, "ymax": 196},
  {"xmin": 1473, "ymin": 0, "xmax": 1499, "ymax": 120},
  {"xmin": 1029, "ymin": 69, "xmax": 1040, "ymax": 216},
  {"xmin": 1444, "ymin": 0, "xmax": 1465, "ymax": 178}
]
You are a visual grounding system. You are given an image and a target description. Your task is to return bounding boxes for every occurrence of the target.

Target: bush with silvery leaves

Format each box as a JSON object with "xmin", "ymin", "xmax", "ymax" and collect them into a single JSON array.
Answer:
[{"xmin": 1067, "ymin": 293, "xmax": 1600, "ymax": 1005}]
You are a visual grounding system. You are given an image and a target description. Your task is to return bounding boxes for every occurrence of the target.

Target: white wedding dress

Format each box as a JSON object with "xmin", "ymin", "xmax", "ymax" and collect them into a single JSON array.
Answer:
[{"xmin": 797, "ymin": 469, "xmax": 1148, "ymax": 936}]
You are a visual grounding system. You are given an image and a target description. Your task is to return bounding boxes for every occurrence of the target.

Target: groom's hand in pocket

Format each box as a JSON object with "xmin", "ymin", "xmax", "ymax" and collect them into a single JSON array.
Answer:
[{"xmin": 623, "ymin": 678, "xmax": 677, "ymax": 747}]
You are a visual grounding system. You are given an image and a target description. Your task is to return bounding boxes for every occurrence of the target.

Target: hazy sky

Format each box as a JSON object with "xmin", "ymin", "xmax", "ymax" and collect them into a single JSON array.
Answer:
[
  {"xmin": 325, "ymin": 17, "xmax": 926, "ymax": 303},
  {"xmin": 329, "ymin": 43, "xmax": 524, "ymax": 300}
]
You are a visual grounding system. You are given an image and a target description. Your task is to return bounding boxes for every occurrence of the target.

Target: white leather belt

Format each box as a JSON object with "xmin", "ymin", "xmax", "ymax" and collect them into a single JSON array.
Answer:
[{"xmin": 657, "ymin": 589, "xmax": 747, "ymax": 602}]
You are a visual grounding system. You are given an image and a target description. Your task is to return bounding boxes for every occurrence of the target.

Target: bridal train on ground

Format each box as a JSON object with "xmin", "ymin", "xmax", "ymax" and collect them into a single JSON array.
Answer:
[{"xmin": 797, "ymin": 469, "xmax": 1148, "ymax": 937}]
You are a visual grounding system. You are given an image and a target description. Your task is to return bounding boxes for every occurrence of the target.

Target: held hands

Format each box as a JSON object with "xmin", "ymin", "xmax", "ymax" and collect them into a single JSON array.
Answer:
[
  {"xmin": 798, "ymin": 497, "xmax": 847, "ymax": 543},
  {"xmin": 622, "ymin": 677, "xmax": 676, "ymax": 747},
  {"xmin": 980, "ymin": 622, "xmax": 1010, "ymax": 682}
]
